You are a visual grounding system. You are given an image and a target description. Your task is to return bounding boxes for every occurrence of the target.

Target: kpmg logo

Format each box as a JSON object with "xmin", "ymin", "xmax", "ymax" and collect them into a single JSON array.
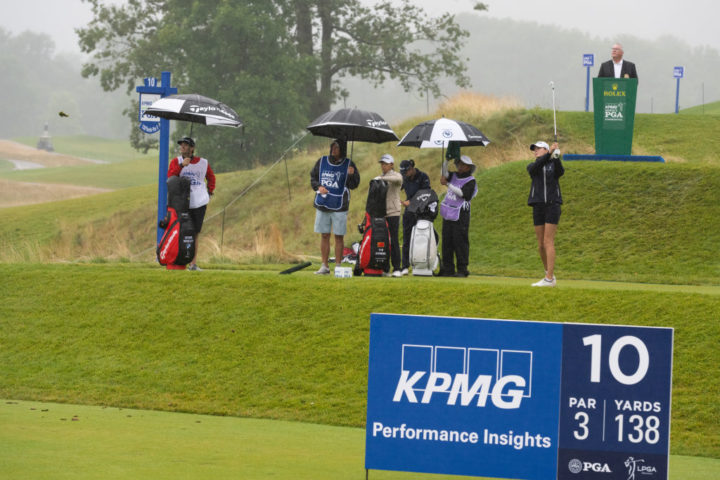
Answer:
[
  {"xmin": 392, "ymin": 344, "xmax": 533, "ymax": 409},
  {"xmin": 624, "ymin": 457, "xmax": 657, "ymax": 480}
]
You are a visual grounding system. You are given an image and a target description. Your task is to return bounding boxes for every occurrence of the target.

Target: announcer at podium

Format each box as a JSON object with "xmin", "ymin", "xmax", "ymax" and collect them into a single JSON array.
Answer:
[{"xmin": 598, "ymin": 43, "xmax": 638, "ymax": 81}]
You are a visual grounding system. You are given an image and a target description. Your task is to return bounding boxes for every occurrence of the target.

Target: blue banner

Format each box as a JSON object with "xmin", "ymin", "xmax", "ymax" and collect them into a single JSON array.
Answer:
[
  {"xmin": 365, "ymin": 314, "xmax": 672, "ymax": 480},
  {"xmin": 366, "ymin": 314, "xmax": 564, "ymax": 479}
]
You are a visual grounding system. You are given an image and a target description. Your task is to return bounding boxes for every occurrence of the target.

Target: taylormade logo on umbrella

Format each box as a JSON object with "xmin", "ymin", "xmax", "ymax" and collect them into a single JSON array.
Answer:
[
  {"xmin": 188, "ymin": 104, "xmax": 237, "ymax": 119},
  {"xmin": 365, "ymin": 119, "xmax": 390, "ymax": 128}
]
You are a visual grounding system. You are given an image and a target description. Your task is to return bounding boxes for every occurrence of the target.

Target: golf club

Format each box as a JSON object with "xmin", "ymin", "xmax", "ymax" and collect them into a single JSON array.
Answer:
[{"xmin": 549, "ymin": 81, "xmax": 557, "ymax": 142}]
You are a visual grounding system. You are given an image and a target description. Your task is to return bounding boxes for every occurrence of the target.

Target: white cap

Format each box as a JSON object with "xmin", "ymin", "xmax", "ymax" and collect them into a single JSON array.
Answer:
[
  {"xmin": 457, "ymin": 154, "xmax": 473, "ymax": 166},
  {"xmin": 530, "ymin": 141, "xmax": 550, "ymax": 151},
  {"xmin": 379, "ymin": 154, "xmax": 394, "ymax": 164}
]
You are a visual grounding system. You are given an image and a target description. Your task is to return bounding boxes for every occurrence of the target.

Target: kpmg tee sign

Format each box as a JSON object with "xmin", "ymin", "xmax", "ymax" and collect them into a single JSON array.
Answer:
[{"xmin": 365, "ymin": 314, "xmax": 672, "ymax": 480}]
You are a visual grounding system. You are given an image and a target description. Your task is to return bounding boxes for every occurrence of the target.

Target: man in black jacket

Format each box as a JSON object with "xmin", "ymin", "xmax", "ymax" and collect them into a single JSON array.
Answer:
[
  {"xmin": 527, "ymin": 141, "xmax": 564, "ymax": 287},
  {"xmin": 598, "ymin": 43, "xmax": 638, "ymax": 81}
]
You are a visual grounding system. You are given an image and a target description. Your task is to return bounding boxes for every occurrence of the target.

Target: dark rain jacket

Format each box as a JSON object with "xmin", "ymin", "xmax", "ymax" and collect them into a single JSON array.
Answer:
[{"xmin": 527, "ymin": 151, "xmax": 564, "ymax": 205}]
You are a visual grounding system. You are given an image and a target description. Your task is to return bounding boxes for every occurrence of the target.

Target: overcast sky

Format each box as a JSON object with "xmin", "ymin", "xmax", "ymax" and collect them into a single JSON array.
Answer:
[{"xmin": 1, "ymin": 0, "xmax": 719, "ymax": 55}]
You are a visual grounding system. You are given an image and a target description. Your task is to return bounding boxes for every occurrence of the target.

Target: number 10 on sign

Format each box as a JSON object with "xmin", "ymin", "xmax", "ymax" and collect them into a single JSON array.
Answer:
[{"xmin": 557, "ymin": 324, "xmax": 672, "ymax": 480}]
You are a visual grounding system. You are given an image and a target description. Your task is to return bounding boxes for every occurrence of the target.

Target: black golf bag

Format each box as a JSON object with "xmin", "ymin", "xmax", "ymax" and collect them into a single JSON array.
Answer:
[
  {"xmin": 406, "ymin": 188, "xmax": 440, "ymax": 276},
  {"xmin": 354, "ymin": 178, "xmax": 390, "ymax": 276},
  {"xmin": 157, "ymin": 176, "xmax": 196, "ymax": 267}
]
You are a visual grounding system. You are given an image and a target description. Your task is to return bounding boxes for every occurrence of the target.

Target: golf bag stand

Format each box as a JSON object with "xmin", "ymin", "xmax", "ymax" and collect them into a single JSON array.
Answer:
[
  {"xmin": 354, "ymin": 178, "xmax": 391, "ymax": 276},
  {"xmin": 406, "ymin": 188, "xmax": 440, "ymax": 276},
  {"xmin": 157, "ymin": 175, "xmax": 196, "ymax": 269}
]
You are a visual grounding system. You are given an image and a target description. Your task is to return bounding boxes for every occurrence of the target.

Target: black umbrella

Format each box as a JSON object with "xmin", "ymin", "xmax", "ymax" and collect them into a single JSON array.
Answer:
[
  {"xmin": 145, "ymin": 94, "xmax": 243, "ymax": 128},
  {"xmin": 307, "ymin": 108, "xmax": 398, "ymax": 143},
  {"xmin": 397, "ymin": 118, "xmax": 490, "ymax": 148}
]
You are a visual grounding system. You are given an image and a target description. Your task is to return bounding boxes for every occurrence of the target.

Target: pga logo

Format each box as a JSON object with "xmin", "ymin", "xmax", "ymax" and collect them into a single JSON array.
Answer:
[{"xmin": 568, "ymin": 458, "xmax": 612, "ymax": 474}]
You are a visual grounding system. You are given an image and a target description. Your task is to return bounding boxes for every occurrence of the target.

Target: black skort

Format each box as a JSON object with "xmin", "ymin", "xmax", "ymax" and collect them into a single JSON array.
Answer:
[
  {"xmin": 532, "ymin": 203, "xmax": 561, "ymax": 226},
  {"xmin": 188, "ymin": 205, "xmax": 207, "ymax": 233}
]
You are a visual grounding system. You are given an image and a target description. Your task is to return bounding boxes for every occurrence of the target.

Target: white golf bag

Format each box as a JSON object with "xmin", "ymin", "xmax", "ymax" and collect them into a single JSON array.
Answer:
[{"xmin": 409, "ymin": 219, "xmax": 439, "ymax": 276}]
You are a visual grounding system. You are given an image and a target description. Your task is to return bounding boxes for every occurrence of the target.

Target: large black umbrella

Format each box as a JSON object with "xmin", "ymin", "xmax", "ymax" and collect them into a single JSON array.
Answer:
[
  {"xmin": 145, "ymin": 94, "xmax": 243, "ymax": 128},
  {"xmin": 397, "ymin": 118, "xmax": 490, "ymax": 148},
  {"xmin": 307, "ymin": 108, "xmax": 398, "ymax": 143}
]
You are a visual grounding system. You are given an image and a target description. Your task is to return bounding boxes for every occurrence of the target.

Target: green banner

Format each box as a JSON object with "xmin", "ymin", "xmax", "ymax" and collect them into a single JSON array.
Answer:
[{"xmin": 593, "ymin": 78, "xmax": 638, "ymax": 155}]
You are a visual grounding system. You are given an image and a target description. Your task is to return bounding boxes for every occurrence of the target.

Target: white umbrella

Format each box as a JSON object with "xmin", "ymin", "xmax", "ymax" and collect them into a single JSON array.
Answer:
[{"xmin": 397, "ymin": 118, "xmax": 490, "ymax": 148}]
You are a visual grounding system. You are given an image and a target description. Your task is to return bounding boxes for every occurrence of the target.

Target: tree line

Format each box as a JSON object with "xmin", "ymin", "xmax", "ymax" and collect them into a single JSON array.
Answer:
[{"xmin": 77, "ymin": 0, "xmax": 471, "ymax": 172}]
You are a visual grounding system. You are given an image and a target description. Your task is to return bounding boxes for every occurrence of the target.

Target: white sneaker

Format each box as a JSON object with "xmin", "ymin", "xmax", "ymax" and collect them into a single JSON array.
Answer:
[
  {"xmin": 401, "ymin": 268, "xmax": 409, "ymax": 276},
  {"xmin": 532, "ymin": 277, "xmax": 556, "ymax": 287},
  {"xmin": 314, "ymin": 265, "xmax": 330, "ymax": 275},
  {"xmin": 392, "ymin": 270, "xmax": 403, "ymax": 277},
  {"xmin": 382, "ymin": 272, "xmax": 392, "ymax": 277},
  {"xmin": 187, "ymin": 264, "xmax": 202, "ymax": 271}
]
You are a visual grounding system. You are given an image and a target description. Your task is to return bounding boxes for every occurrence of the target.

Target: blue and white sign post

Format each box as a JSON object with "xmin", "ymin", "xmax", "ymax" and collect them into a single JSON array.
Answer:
[
  {"xmin": 365, "ymin": 314, "xmax": 673, "ymax": 480},
  {"xmin": 136, "ymin": 71, "xmax": 178, "ymax": 243},
  {"xmin": 673, "ymin": 66, "xmax": 684, "ymax": 114},
  {"xmin": 583, "ymin": 54, "xmax": 594, "ymax": 112}
]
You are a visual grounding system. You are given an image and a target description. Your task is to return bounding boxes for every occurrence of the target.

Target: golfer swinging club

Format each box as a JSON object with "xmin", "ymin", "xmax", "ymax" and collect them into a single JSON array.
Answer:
[{"xmin": 527, "ymin": 140, "xmax": 564, "ymax": 287}]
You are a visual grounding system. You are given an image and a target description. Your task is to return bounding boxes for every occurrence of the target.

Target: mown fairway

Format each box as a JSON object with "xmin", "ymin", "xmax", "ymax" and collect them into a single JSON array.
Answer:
[
  {"xmin": 1, "ymin": 265, "xmax": 717, "ymax": 457},
  {"xmin": 1, "ymin": 399, "xmax": 717, "ymax": 480}
]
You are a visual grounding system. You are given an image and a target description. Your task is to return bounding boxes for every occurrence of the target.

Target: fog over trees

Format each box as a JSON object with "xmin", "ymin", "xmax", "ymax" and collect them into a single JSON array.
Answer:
[{"xmin": 2, "ymin": 9, "xmax": 717, "ymax": 170}]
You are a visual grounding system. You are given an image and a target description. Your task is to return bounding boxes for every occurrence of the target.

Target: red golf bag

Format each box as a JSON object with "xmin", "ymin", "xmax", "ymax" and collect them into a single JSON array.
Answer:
[
  {"xmin": 157, "ymin": 176, "xmax": 196, "ymax": 267},
  {"xmin": 354, "ymin": 178, "xmax": 390, "ymax": 276}
]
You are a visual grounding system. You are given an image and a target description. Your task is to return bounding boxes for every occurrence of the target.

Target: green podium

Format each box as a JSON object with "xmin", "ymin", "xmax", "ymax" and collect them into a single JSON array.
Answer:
[{"xmin": 593, "ymin": 77, "xmax": 637, "ymax": 155}]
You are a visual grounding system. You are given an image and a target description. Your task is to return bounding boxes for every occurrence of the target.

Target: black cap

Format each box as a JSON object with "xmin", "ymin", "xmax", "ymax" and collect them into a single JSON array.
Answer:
[
  {"xmin": 399, "ymin": 159, "xmax": 414, "ymax": 173},
  {"xmin": 177, "ymin": 136, "xmax": 195, "ymax": 147}
]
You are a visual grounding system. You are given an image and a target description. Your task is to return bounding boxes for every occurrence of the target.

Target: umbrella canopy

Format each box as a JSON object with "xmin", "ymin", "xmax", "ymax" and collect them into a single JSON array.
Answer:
[
  {"xmin": 307, "ymin": 108, "xmax": 398, "ymax": 143},
  {"xmin": 145, "ymin": 94, "xmax": 242, "ymax": 127},
  {"xmin": 397, "ymin": 118, "xmax": 490, "ymax": 148}
]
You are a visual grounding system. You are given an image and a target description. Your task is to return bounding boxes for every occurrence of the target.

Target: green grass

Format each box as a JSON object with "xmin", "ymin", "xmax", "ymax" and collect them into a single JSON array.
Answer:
[
  {"xmin": 12, "ymin": 135, "xmax": 154, "ymax": 164},
  {"xmin": 0, "ymin": 264, "xmax": 717, "ymax": 459},
  {"xmin": 0, "ymin": 135, "xmax": 158, "ymax": 189},
  {"xmin": 0, "ymin": 157, "xmax": 158, "ymax": 189},
  {"xmin": 1, "ymin": 399, "xmax": 716, "ymax": 480},
  {"xmin": 473, "ymin": 161, "xmax": 720, "ymax": 284},
  {"xmin": 680, "ymin": 100, "xmax": 720, "ymax": 116},
  {"xmin": 4, "ymin": 150, "xmax": 720, "ymax": 285}
]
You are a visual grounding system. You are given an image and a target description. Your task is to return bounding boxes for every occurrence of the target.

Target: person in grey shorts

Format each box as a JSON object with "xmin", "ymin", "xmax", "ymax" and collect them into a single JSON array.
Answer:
[{"xmin": 309, "ymin": 139, "xmax": 360, "ymax": 274}]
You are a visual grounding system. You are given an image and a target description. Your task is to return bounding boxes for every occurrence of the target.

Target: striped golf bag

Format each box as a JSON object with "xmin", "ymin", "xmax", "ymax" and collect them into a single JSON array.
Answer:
[{"xmin": 157, "ymin": 176, "xmax": 196, "ymax": 266}]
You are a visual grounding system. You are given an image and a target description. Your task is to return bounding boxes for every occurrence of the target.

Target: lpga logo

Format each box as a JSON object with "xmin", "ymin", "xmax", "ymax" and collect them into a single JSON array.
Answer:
[
  {"xmin": 392, "ymin": 344, "xmax": 533, "ymax": 409},
  {"xmin": 624, "ymin": 457, "xmax": 657, "ymax": 480}
]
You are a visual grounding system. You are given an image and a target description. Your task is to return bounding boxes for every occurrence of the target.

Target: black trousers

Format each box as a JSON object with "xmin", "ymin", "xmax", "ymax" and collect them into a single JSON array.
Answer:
[
  {"xmin": 441, "ymin": 217, "xmax": 470, "ymax": 275},
  {"xmin": 387, "ymin": 215, "xmax": 401, "ymax": 272},
  {"xmin": 401, "ymin": 212, "xmax": 416, "ymax": 270}
]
